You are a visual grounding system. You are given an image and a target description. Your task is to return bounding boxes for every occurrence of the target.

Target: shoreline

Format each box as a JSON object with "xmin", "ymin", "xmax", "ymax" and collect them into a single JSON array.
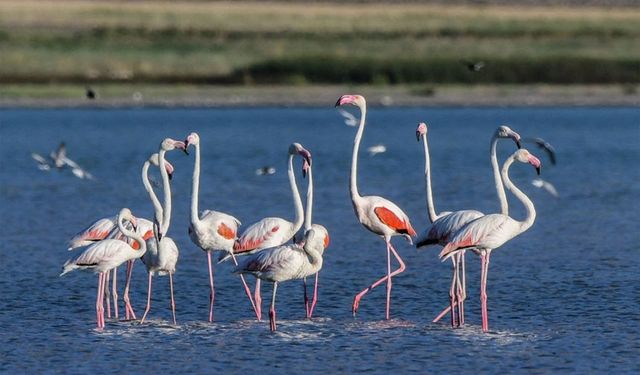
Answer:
[{"xmin": 1, "ymin": 84, "xmax": 638, "ymax": 108}]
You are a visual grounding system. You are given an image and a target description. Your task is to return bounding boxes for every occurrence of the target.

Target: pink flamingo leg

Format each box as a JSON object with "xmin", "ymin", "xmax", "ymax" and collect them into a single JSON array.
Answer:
[
  {"xmin": 140, "ymin": 272, "xmax": 153, "ymax": 324},
  {"xmin": 480, "ymin": 252, "xmax": 491, "ymax": 332},
  {"xmin": 207, "ymin": 251, "xmax": 215, "ymax": 322},
  {"xmin": 229, "ymin": 252, "xmax": 259, "ymax": 319},
  {"xmin": 254, "ymin": 279, "xmax": 262, "ymax": 321},
  {"xmin": 433, "ymin": 255, "xmax": 460, "ymax": 325},
  {"xmin": 104, "ymin": 270, "xmax": 111, "ymax": 319},
  {"xmin": 352, "ymin": 240, "xmax": 406, "ymax": 318},
  {"xmin": 123, "ymin": 260, "xmax": 136, "ymax": 320},
  {"xmin": 269, "ymin": 282, "xmax": 278, "ymax": 332},
  {"xmin": 308, "ymin": 272, "xmax": 320, "ymax": 318},
  {"xmin": 169, "ymin": 273, "xmax": 176, "ymax": 325},
  {"xmin": 458, "ymin": 251, "xmax": 467, "ymax": 326},
  {"xmin": 96, "ymin": 273, "xmax": 105, "ymax": 329},
  {"xmin": 112, "ymin": 268, "xmax": 119, "ymax": 320},
  {"xmin": 450, "ymin": 256, "xmax": 459, "ymax": 327}
]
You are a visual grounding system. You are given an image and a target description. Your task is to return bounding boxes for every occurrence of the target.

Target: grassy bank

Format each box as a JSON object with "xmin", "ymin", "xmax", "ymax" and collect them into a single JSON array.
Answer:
[{"xmin": 1, "ymin": 1, "xmax": 639, "ymax": 86}]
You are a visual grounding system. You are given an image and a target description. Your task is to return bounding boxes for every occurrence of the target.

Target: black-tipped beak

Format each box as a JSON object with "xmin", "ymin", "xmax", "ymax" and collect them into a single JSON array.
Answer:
[
  {"xmin": 334, "ymin": 98, "xmax": 342, "ymax": 107},
  {"xmin": 516, "ymin": 139, "xmax": 522, "ymax": 149},
  {"xmin": 183, "ymin": 140, "xmax": 190, "ymax": 155},
  {"xmin": 168, "ymin": 172, "xmax": 173, "ymax": 181},
  {"xmin": 416, "ymin": 131, "xmax": 421, "ymax": 142},
  {"xmin": 182, "ymin": 148, "xmax": 189, "ymax": 156},
  {"xmin": 536, "ymin": 166, "xmax": 541, "ymax": 175}
]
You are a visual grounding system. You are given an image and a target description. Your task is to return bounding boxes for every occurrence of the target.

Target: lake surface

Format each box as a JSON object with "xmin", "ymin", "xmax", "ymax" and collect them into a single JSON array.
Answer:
[{"xmin": 1, "ymin": 107, "xmax": 639, "ymax": 374}]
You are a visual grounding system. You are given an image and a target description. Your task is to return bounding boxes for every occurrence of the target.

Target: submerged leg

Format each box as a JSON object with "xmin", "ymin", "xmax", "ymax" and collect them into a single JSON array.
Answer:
[
  {"xmin": 140, "ymin": 273, "xmax": 153, "ymax": 324},
  {"xmin": 230, "ymin": 252, "xmax": 259, "ymax": 320},
  {"xmin": 352, "ymin": 239, "xmax": 406, "ymax": 318},
  {"xmin": 269, "ymin": 282, "xmax": 278, "ymax": 332},
  {"xmin": 169, "ymin": 273, "xmax": 176, "ymax": 325}
]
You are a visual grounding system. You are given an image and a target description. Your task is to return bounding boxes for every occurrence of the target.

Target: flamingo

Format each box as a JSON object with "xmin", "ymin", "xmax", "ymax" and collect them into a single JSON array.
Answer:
[
  {"xmin": 415, "ymin": 123, "xmax": 521, "ymax": 326},
  {"xmin": 67, "ymin": 155, "xmax": 174, "ymax": 320},
  {"xmin": 184, "ymin": 132, "xmax": 258, "ymax": 322},
  {"xmin": 139, "ymin": 138, "xmax": 185, "ymax": 325},
  {"xmin": 335, "ymin": 94, "xmax": 416, "ymax": 320},
  {"xmin": 296, "ymin": 158, "xmax": 329, "ymax": 319},
  {"xmin": 61, "ymin": 208, "xmax": 147, "ymax": 329},
  {"xmin": 439, "ymin": 148, "xmax": 541, "ymax": 332},
  {"xmin": 234, "ymin": 226, "xmax": 329, "ymax": 331},
  {"xmin": 222, "ymin": 142, "xmax": 312, "ymax": 321}
]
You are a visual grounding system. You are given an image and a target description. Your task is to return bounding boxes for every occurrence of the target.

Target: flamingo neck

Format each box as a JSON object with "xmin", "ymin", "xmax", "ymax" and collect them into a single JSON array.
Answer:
[
  {"xmin": 158, "ymin": 149, "xmax": 172, "ymax": 236},
  {"xmin": 491, "ymin": 136, "xmax": 509, "ymax": 215},
  {"xmin": 501, "ymin": 156, "xmax": 536, "ymax": 232},
  {"xmin": 190, "ymin": 142, "xmax": 201, "ymax": 227},
  {"xmin": 141, "ymin": 160, "xmax": 164, "ymax": 229},
  {"xmin": 288, "ymin": 153, "xmax": 304, "ymax": 235},
  {"xmin": 118, "ymin": 215, "xmax": 146, "ymax": 253},
  {"xmin": 304, "ymin": 238, "xmax": 323, "ymax": 268},
  {"xmin": 304, "ymin": 166, "xmax": 314, "ymax": 231},
  {"xmin": 350, "ymin": 105, "xmax": 366, "ymax": 203},
  {"xmin": 421, "ymin": 133, "xmax": 439, "ymax": 223}
]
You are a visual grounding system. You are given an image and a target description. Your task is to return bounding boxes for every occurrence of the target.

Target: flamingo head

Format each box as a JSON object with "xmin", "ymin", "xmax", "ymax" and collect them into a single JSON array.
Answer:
[
  {"xmin": 118, "ymin": 208, "xmax": 138, "ymax": 232},
  {"xmin": 496, "ymin": 125, "xmax": 522, "ymax": 149},
  {"xmin": 184, "ymin": 132, "xmax": 200, "ymax": 150},
  {"xmin": 303, "ymin": 224, "xmax": 330, "ymax": 251},
  {"xmin": 416, "ymin": 122, "xmax": 427, "ymax": 141},
  {"xmin": 289, "ymin": 143, "xmax": 312, "ymax": 178},
  {"xmin": 514, "ymin": 149, "xmax": 542, "ymax": 175},
  {"xmin": 335, "ymin": 94, "xmax": 366, "ymax": 109},
  {"xmin": 149, "ymin": 153, "xmax": 175, "ymax": 180},
  {"xmin": 161, "ymin": 138, "xmax": 188, "ymax": 155}
]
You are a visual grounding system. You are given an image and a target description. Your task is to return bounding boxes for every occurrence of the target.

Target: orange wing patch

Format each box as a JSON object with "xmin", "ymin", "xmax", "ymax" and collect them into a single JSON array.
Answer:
[
  {"xmin": 374, "ymin": 207, "xmax": 416, "ymax": 236},
  {"xmin": 142, "ymin": 230, "xmax": 154, "ymax": 240},
  {"xmin": 323, "ymin": 233, "xmax": 331, "ymax": 249},
  {"xmin": 86, "ymin": 230, "xmax": 109, "ymax": 241},
  {"xmin": 217, "ymin": 223, "xmax": 236, "ymax": 240},
  {"xmin": 233, "ymin": 225, "xmax": 280, "ymax": 253}
]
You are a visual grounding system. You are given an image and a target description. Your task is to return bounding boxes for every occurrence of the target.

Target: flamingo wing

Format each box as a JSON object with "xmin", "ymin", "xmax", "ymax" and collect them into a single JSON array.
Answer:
[
  {"xmin": 61, "ymin": 239, "xmax": 133, "ymax": 275},
  {"xmin": 234, "ymin": 244, "xmax": 304, "ymax": 281},
  {"xmin": 374, "ymin": 206, "xmax": 416, "ymax": 236},
  {"xmin": 67, "ymin": 216, "xmax": 117, "ymax": 250},
  {"xmin": 416, "ymin": 210, "xmax": 484, "ymax": 248},
  {"xmin": 438, "ymin": 214, "xmax": 515, "ymax": 260},
  {"xmin": 233, "ymin": 217, "xmax": 288, "ymax": 253}
]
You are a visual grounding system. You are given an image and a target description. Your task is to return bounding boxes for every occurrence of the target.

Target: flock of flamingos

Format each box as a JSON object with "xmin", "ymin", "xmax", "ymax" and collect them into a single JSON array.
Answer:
[{"xmin": 61, "ymin": 94, "xmax": 545, "ymax": 333}]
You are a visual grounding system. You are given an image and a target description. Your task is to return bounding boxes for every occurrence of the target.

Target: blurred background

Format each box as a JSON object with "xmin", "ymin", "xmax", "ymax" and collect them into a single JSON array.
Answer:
[{"xmin": 1, "ymin": 0, "xmax": 638, "ymax": 106}]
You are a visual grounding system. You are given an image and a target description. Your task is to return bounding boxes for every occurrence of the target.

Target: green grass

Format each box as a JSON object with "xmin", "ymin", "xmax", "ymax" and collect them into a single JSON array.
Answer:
[{"xmin": 1, "ymin": 1, "xmax": 639, "ymax": 85}]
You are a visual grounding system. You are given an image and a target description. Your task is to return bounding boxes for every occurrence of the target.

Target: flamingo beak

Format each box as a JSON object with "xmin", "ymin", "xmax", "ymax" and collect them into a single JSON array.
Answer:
[
  {"xmin": 529, "ymin": 155, "xmax": 542, "ymax": 175},
  {"xmin": 416, "ymin": 131, "xmax": 421, "ymax": 141},
  {"xmin": 175, "ymin": 140, "xmax": 189, "ymax": 155},
  {"xmin": 335, "ymin": 95, "xmax": 356, "ymax": 107}
]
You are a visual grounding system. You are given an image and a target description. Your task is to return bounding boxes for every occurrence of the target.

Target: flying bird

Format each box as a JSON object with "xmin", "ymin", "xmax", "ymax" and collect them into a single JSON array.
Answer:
[
  {"xmin": 367, "ymin": 144, "xmax": 386, "ymax": 156},
  {"xmin": 256, "ymin": 166, "xmax": 276, "ymax": 176},
  {"xmin": 337, "ymin": 108, "xmax": 358, "ymax": 127},
  {"xmin": 532, "ymin": 178, "xmax": 559, "ymax": 197}
]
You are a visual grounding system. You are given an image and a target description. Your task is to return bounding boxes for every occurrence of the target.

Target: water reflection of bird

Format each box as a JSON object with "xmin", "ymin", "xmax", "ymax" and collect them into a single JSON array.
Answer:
[
  {"xmin": 337, "ymin": 108, "xmax": 358, "ymax": 127},
  {"xmin": 31, "ymin": 142, "xmax": 94, "ymax": 179},
  {"xmin": 463, "ymin": 60, "xmax": 485, "ymax": 72},
  {"xmin": 336, "ymin": 94, "xmax": 416, "ymax": 320},
  {"xmin": 532, "ymin": 178, "xmax": 559, "ymax": 198},
  {"xmin": 367, "ymin": 144, "xmax": 386, "ymax": 156},
  {"xmin": 522, "ymin": 137, "xmax": 556, "ymax": 165},
  {"xmin": 439, "ymin": 149, "xmax": 541, "ymax": 332},
  {"xmin": 255, "ymin": 166, "xmax": 276, "ymax": 175}
]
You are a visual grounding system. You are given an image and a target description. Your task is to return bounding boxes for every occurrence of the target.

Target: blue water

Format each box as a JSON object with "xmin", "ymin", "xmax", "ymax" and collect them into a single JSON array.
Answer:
[{"xmin": 1, "ymin": 107, "xmax": 638, "ymax": 373}]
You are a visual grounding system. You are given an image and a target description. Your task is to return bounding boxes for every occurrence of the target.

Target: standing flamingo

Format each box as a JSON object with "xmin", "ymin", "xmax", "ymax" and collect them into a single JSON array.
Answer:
[
  {"xmin": 67, "ymin": 155, "xmax": 174, "ymax": 320},
  {"xmin": 335, "ymin": 94, "xmax": 416, "ymax": 320},
  {"xmin": 184, "ymin": 132, "xmax": 258, "ymax": 322},
  {"xmin": 415, "ymin": 123, "xmax": 521, "ymax": 326},
  {"xmin": 223, "ymin": 142, "xmax": 312, "ymax": 321},
  {"xmin": 139, "ymin": 138, "xmax": 185, "ymax": 325},
  {"xmin": 61, "ymin": 208, "xmax": 147, "ymax": 329},
  {"xmin": 439, "ymin": 148, "xmax": 541, "ymax": 332},
  {"xmin": 234, "ymin": 226, "xmax": 329, "ymax": 331},
  {"xmin": 296, "ymin": 155, "xmax": 329, "ymax": 318}
]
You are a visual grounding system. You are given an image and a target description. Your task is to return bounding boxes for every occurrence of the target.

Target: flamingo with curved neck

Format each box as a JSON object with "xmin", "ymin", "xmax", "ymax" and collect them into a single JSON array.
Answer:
[
  {"xmin": 439, "ymin": 148, "xmax": 540, "ymax": 332},
  {"xmin": 336, "ymin": 94, "xmax": 416, "ymax": 320},
  {"xmin": 415, "ymin": 123, "xmax": 521, "ymax": 326},
  {"xmin": 227, "ymin": 142, "xmax": 311, "ymax": 321},
  {"xmin": 61, "ymin": 208, "xmax": 147, "ymax": 329},
  {"xmin": 184, "ymin": 132, "xmax": 258, "ymax": 322}
]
